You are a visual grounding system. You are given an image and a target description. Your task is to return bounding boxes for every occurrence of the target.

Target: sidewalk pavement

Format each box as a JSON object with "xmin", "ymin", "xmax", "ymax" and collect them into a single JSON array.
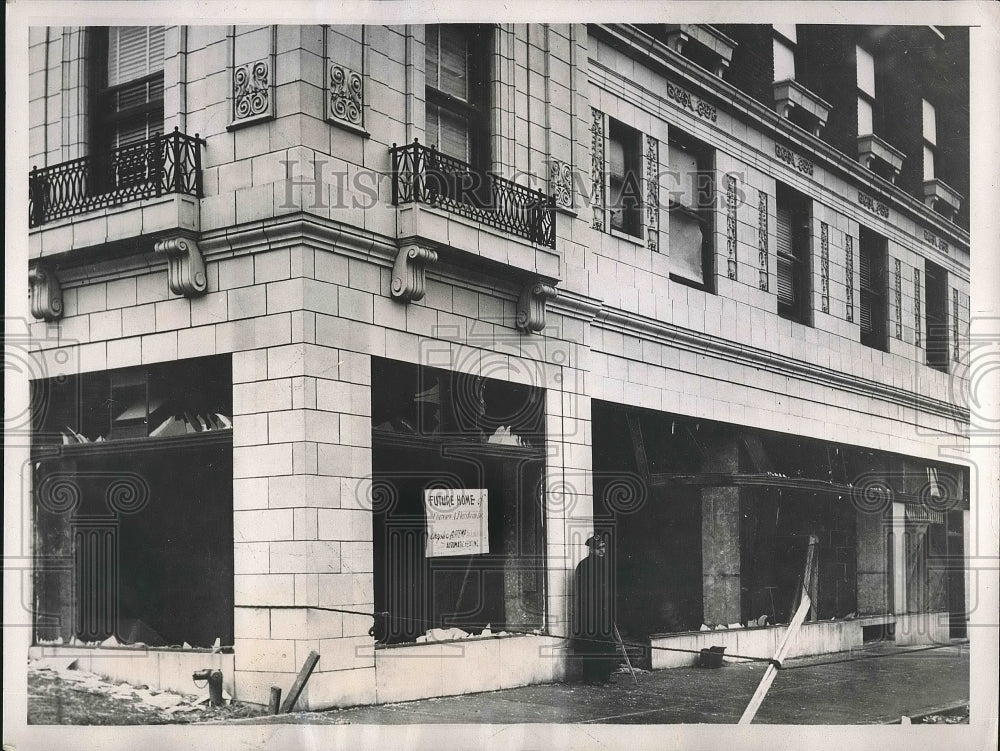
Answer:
[{"xmin": 226, "ymin": 640, "xmax": 969, "ymax": 725}]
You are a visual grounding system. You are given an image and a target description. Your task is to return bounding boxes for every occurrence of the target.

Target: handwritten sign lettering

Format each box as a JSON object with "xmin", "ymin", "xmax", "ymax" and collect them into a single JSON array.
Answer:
[{"xmin": 425, "ymin": 489, "xmax": 489, "ymax": 557}]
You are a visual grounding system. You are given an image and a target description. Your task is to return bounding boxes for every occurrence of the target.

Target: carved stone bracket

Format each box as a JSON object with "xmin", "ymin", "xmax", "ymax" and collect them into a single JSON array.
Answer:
[
  {"xmin": 516, "ymin": 282, "xmax": 558, "ymax": 334},
  {"xmin": 391, "ymin": 244, "xmax": 438, "ymax": 302},
  {"xmin": 28, "ymin": 265, "xmax": 64, "ymax": 321},
  {"xmin": 154, "ymin": 236, "xmax": 208, "ymax": 297}
]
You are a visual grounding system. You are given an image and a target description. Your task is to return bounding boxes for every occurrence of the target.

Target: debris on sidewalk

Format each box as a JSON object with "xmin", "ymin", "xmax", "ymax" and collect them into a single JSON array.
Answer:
[
  {"xmin": 918, "ymin": 705, "xmax": 969, "ymax": 724},
  {"xmin": 27, "ymin": 657, "xmax": 264, "ymax": 725}
]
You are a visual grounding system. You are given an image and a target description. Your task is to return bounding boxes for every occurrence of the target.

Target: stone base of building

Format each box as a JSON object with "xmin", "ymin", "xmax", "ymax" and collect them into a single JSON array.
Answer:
[
  {"xmin": 372, "ymin": 633, "xmax": 569, "ymax": 705},
  {"xmin": 649, "ymin": 611, "xmax": 951, "ymax": 669},
  {"xmin": 30, "ymin": 633, "xmax": 572, "ymax": 710},
  {"xmin": 28, "ymin": 645, "xmax": 236, "ymax": 697}
]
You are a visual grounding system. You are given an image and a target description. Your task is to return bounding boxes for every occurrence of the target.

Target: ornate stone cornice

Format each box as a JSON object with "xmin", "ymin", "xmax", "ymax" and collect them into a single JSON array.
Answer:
[
  {"xmin": 391, "ymin": 243, "xmax": 438, "ymax": 303},
  {"xmin": 154, "ymin": 236, "xmax": 208, "ymax": 297},
  {"xmin": 516, "ymin": 281, "xmax": 558, "ymax": 334},
  {"xmin": 28, "ymin": 265, "xmax": 64, "ymax": 321}
]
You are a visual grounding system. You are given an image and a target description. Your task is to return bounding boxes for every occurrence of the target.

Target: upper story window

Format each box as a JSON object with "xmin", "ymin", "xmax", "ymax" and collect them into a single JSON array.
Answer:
[
  {"xmin": 424, "ymin": 24, "xmax": 490, "ymax": 169},
  {"xmin": 775, "ymin": 183, "xmax": 811, "ymax": 324},
  {"xmin": 772, "ymin": 25, "xmax": 796, "ymax": 81},
  {"xmin": 859, "ymin": 227, "xmax": 888, "ymax": 351},
  {"xmin": 667, "ymin": 132, "xmax": 714, "ymax": 290},
  {"xmin": 770, "ymin": 25, "xmax": 830, "ymax": 136},
  {"xmin": 856, "ymin": 45, "xmax": 876, "ymax": 137},
  {"xmin": 925, "ymin": 259, "xmax": 949, "ymax": 372},
  {"xmin": 93, "ymin": 26, "xmax": 165, "ymax": 153},
  {"xmin": 608, "ymin": 119, "xmax": 643, "ymax": 237},
  {"xmin": 922, "ymin": 99, "xmax": 937, "ymax": 182}
]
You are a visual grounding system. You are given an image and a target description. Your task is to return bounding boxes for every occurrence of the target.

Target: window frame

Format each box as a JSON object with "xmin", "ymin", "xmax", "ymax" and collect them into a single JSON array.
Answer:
[
  {"xmin": 606, "ymin": 117, "xmax": 644, "ymax": 239},
  {"xmin": 424, "ymin": 24, "xmax": 492, "ymax": 172},
  {"xmin": 666, "ymin": 129, "xmax": 716, "ymax": 292},
  {"xmin": 922, "ymin": 99, "xmax": 937, "ymax": 182},
  {"xmin": 772, "ymin": 25, "xmax": 797, "ymax": 82},
  {"xmin": 775, "ymin": 182, "xmax": 812, "ymax": 324},
  {"xmin": 856, "ymin": 45, "xmax": 876, "ymax": 137},
  {"xmin": 90, "ymin": 27, "xmax": 165, "ymax": 155},
  {"xmin": 859, "ymin": 226, "xmax": 889, "ymax": 351},
  {"xmin": 924, "ymin": 258, "xmax": 949, "ymax": 372}
]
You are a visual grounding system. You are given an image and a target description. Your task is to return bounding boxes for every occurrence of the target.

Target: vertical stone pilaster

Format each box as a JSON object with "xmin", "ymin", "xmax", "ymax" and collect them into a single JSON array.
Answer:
[
  {"xmin": 855, "ymin": 504, "xmax": 890, "ymax": 614},
  {"xmin": 545, "ymin": 380, "xmax": 593, "ymax": 647},
  {"xmin": 701, "ymin": 437, "xmax": 741, "ymax": 625},
  {"xmin": 890, "ymin": 501, "xmax": 907, "ymax": 615},
  {"xmin": 231, "ymin": 342, "xmax": 376, "ymax": 709}
]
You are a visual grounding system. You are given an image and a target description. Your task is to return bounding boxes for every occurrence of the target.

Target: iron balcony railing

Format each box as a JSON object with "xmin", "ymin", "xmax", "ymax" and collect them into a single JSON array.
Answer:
[
  {"xmin": 29, "ymin": 128, "xmax": 206, "ymax": 228},
  {"xmin": 390, "ymin": 140, "xmax": 555, "ymax": 249}
]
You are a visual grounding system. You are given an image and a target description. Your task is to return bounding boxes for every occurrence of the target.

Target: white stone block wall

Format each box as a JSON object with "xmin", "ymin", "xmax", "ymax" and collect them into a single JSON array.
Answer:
[{"xmin": 23, "ymin": 22, "xmax": 971, "ymax": 708}]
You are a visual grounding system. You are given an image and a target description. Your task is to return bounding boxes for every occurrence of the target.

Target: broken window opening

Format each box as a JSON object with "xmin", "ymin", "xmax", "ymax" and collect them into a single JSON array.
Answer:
[
  {"xmin": 32, "ymin": 356, "xmax": 233, "ymax": 648},
  {"xmin": 371, "ymin": 358, "xmax": 547, "ymax": 645}
]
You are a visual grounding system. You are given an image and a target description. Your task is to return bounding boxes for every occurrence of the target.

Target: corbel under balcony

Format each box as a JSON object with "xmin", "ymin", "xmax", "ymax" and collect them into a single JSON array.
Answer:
[
  {"xmin": 28, "ymin": 265, "xmax": 64, "ymax": 321},
  {"xmin": 772, "ymin": 79, "xmax": 832, "ymax": 137},
  {"xmin": 391, "ymin": 243, "xmax": 439, "ymax": 303},
  {"xmin": 516, "ymin": 281, "xmax": 558, "ymax": 334},
  {"xmin": 857, "ymin": 134, "xmax": 906, "ymax": 184},
  {"xmin": 154, "ymin": 235, "xmax": 208, "ymax": 297},
  {"xmin": 661, "ymin": 24, "xmax": 736, "ymax": 77},
  {"xmin": 922, "ymin": 178, "xmax": 963, "ymax": 221}
]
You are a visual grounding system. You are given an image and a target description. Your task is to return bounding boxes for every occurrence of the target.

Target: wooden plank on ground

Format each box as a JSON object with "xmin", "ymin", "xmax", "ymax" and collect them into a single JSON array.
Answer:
[
  {"xmin": 280, "ymin": 651, "xmax": 320, "ymax": 713},
  {"xmin": 803, "ymin": 535, "xmax": 818, "ymax": 621},
  {"xmin": 738, "ymin": 587, "xmax": 812, "ymax": 725},
  {"xmin": 268, "ymin": 686, "xmax": 282, "ymax": 715}
]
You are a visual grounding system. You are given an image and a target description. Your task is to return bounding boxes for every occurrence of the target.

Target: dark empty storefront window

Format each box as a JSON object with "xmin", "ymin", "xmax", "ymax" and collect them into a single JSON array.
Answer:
[
  {"xmin": 371, "ymin": 358, "xmax": 546, "ymax": 644},
  {"xmin": 32, "ymin": 356, "xmax": 233, "ymax": 647}
]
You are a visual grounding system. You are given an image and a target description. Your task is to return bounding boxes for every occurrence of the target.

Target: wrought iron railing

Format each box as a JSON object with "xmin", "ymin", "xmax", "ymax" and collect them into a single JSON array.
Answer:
[
  {"xmin": 390, "ymin": 140, "xmax": 555, "ymax": 248},
  {"xmin": 29, "ymin": 128, "xmax": 206, "ymax": 228}
]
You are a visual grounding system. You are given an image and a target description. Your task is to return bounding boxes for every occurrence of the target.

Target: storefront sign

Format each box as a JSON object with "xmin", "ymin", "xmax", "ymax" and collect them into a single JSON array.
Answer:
[{"xmin": 425, "ymin": 489, "xmax": 489, "ymax": 557}]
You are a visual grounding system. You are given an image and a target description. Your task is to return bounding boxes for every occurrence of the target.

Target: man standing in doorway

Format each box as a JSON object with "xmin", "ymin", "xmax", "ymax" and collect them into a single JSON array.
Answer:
[{"xmin": 572, "ymin": 533, "xmax": 619, "ymax": 685}]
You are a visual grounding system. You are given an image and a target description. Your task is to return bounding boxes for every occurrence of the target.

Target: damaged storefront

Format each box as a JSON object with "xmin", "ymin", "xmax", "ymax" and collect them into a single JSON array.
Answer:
[
  {"xmin": 31, "ymin": 356, "xmax": 235, "ymax": 651},
  {"xmin": 370, "ymin": 358, "xmax": 547, "ymax": 644},
  {"xmin": 591, "ymin": 402, "xmax": 968, "ymax": 664}
]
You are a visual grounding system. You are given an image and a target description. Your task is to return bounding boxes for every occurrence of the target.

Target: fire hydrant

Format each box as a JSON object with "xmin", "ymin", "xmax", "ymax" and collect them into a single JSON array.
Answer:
[{"xmin": 192, "ymin": 668, "xmax": 224, "ymax": 707}]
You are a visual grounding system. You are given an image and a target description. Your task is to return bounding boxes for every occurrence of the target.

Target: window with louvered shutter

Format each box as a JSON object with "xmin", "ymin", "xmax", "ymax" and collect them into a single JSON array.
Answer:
[
  {"xmin": 425, "ymin": 25, "xmax": 489, "ymax": 169},
  {"xmin": 925, "ymin": 259, "xmax": 948, "ymax": 371},
  {"xmin": 859, "ymin": 227, "xmax": 887, "ymax": 350},
  {"xmin": 108, "ymin": 26, "xmax": 164, "ymax": 86},
  {"xmin": 776, "ymin": 204, "xmax": 796, "ymax": 306},
  {"xmin": 93, "ymin": 26, "xmax": 165, "ymax": 158},
  {"xmin": 775, "ymin": 184, "xmax": 810, "ymax": 323},
  {"xmin": 859, "ymin": 249, "xmax": 873, "ymax": 333}
]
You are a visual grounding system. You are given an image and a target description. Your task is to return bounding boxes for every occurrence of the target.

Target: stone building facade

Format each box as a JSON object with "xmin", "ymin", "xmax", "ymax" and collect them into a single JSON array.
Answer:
[{"xmin": 25, "ymin": 23, "xmax": 969, "ymax": 709}]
